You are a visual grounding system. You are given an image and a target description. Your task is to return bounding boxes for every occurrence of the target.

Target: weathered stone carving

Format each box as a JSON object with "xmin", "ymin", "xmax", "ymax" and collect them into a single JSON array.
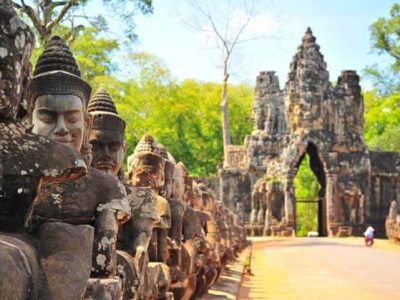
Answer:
[
  {"xmin": 1, "ymin": 3, "xmax": 246, "ymax": 298},
  {"xmin": 88, "ymin": 87, "xmax": 126, "ymax": 176},
  {"xmin": 0, "ymin": 3, "xmax": 94, "ymax": 299},
  {"xmin": 250, "ymin": 178, "xmax": 267, "ymax": 225},
  {"xmin": 386, "ymin": 201, "xmax": 400, "ymax": 243},
  {"xmin": 339, "ymin": 182, "xmax": 365, "ymax": 225},
  {"xmin": 28, "ymin": 35, "xmax": 131, "ymax": 298},
  {"xmin": 118, "ymin": 185, "xmax": 158, "ymax": 299},
  {"xmin": 127, "ymin": 134, "xmax": 172, "ymax": 299},
  {"xmin": 221, "ymin": 27, "xmax": 400, "ymax": 238}
]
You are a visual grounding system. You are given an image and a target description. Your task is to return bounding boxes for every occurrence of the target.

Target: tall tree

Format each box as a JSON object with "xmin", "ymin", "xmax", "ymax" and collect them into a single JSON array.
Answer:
[
  {"xmin": 186, "ymin": 0, "xmax": 266, "ymax": 167},
  {"xmin": 99, "ymin": 51, "xmax": 253, "ymax": 175},
  {"xmin": 364, "ymin": 3, "xmax": 400, "ymax": 95},
  {"xmin": 12, "ymin": 0, "xmax": 153, "ymax": 46},
  {"xmin": 363, "ymin": 90, "xmax": 400, "ymax": 152}
]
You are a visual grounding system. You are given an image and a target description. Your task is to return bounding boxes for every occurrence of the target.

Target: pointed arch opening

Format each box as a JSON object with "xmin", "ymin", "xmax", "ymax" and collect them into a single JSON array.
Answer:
[{"xmin": 293, "ymin": 142, "xmax": 327, "ymax": 236}]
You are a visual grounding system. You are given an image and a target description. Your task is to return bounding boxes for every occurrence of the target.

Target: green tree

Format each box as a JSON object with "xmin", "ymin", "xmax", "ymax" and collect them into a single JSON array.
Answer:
[
  {"xmin": 364, "ymin": 3, "xmax": 400, "ymax": 94},
  {"xmin": 107, "ymin": 52, "xmax": 253, "ymax": 175},
  {"xmin": 31, "ymin": 26, "xmax": 120, "ymax": 84},
  {"xmin": 13, "ymin": 0, "xmax": 152, "ymax": 46},
  {"xmin": 364, "ymin": 90, "xmax": 400, "ymax": 151},
  {"xmin": 294, "ymin": 154, "xmax": 319, "ymax": 237},
  {"xmin": 186, "ymin": 0, "xmax": 266, "ymax": 166}
]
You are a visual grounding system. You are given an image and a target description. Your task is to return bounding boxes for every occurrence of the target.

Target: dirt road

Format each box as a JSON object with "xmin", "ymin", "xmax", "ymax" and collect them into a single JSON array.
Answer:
[{"xmin": 237, "ymin": 237, "xmax": 400, "ymax": 300}]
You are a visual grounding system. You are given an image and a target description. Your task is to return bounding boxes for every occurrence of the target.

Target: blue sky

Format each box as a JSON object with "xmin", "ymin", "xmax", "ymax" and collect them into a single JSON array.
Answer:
[{"xmin": 117, "ymin": 0, "xmax": 396, "ymax": 90}]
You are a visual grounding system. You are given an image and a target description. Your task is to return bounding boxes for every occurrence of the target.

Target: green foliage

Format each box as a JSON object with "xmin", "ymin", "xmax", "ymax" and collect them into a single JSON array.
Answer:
[
  {"xmin": 370, "ymin": 4, "xmax": 400, "ymax": 70},
  {"xmin": 81, "ymin": 50, "xmax": 252, "ymax": 176},
  {"xmin": 364, "ymin": 90, "xmax": 400, "ymax": 151},
  {"xmin": 294, "ymin": 154, "xmax": 319, "ymax": 237},
  {"xmin": 72, "ymin": 28, "xmax": 119, "ymax": 81},
  {"xmin": 31, "ymin": 26, "xmax": 119, "ymax": 83},
  {"xmin": 364, "ymin": 3, "xmax": 400, "ymax": 95},
  {"xmin": 16, "ymin": 0, "xmax": 153, "ymax": 46}
]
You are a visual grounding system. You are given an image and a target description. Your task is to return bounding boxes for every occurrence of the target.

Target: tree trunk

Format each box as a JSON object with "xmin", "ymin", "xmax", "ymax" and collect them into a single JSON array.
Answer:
[{"xmin": 221, "ymin": 71, "xmax": 231, "ymax": 168}]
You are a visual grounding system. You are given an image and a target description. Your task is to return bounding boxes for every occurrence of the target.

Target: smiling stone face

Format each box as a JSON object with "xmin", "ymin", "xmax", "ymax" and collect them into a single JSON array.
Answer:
[
  {"xmin": 28, "ymin": 35, "xmax": 92, "ymax": 153},
  {"xmin": 31, "ymin": 94, "xmax": 86, "ymax": 152}
]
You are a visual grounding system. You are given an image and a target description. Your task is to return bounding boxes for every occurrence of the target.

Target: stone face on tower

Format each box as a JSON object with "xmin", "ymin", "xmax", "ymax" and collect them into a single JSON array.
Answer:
[{"xmin": 285, "ymin": 27, "xmax": 330, "ymax": 135}]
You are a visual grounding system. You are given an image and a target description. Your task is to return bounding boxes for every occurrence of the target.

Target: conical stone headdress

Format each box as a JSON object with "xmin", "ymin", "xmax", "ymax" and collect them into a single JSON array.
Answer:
[
  {"xmin": 29, "ymin": 36, "xmax": 92, "ymax": 107},
  {"xmin": 87, "ymin": 86, "xmax": 126, "ymax": 135},
  {"xmin": 127, "ymin": 134, "xmax": 163, "ymax": 174},
  {"xmin": 134, "ymin": 134, "xmax": 159, "ymax": 155}
]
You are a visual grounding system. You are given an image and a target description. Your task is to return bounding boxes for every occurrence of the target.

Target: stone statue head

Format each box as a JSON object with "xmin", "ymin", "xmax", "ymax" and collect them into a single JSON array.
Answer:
[
  {"xmin": 127, "ymin": 134, "xmax": 165, "ymax": 190},
  {"xmin": 177, "ymin": 162, "xmax": 194, "ymax": 205},
  {"xmin": 154, "ymin": 195, "xmax": 171, "ymax": 229},
  {"xmin": 160, "ymin": 159, "xmax": 175, "ymax": 199},
  {"xmin": 172, "ymin": 163, "xmax": 185, "ymax": 201},
  {"xmin": 157, "ymin": 144, "xmax": 176, "ymax": 199},
  {"xmin": 29, "ymin": 36, "xmax": 92, "ymax": 153},
  {"xmin": 192, "ymin": 181, "xmax": 204, "ymax": 210},
  {"xmin": 202, "ymin": 190, "xmax": 215, "ymax": 212},
  {"xmin": 87, "ymin": 87, "xmax": 126, "ymax": 176},
  {"xmin": 0, "ymin": 0, "xmax": 35, "ymax": 121}
]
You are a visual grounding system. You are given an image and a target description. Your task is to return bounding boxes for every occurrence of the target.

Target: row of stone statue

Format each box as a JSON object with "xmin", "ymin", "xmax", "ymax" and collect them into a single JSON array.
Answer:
[{"xmin": 0, "ymin": 2, "xmax": 246, "ymax": 299}]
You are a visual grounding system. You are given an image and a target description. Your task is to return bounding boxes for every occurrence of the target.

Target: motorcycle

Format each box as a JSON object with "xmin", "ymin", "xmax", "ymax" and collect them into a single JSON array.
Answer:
[{"xmin": 364, "ymin": 236, "xmax": 374, "ymax": 247}]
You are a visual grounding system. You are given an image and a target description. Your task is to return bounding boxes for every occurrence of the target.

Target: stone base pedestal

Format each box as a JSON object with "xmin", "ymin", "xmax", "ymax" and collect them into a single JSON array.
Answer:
[
  {"xmin": 329, "ymin": 223, "xmax": 354, "ymax": 237},
  {"xmin": 85, "ymin": 277, "xmax": 122, "ymax": 299},
  {"xmin": 271, "ymin": 226, "xmax": 294, "ymax": 237},
  {"xmin": 245, "ymin": 224, "xmax": 264, "ymax": 236},
  {"xmin": 147, "ymin": 262, "xmax": 171, "ymax": 299},
  {"xmin": 337, "ymin": 226, "xmax": 353, "ymax": 237}
]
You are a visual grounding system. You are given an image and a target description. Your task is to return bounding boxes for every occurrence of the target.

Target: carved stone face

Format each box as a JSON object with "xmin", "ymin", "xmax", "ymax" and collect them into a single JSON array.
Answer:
[
  {"xmin": 129, "ymin": 153, "xmax": 165, "ymax": 191},
  {"xmin": 32, "ymin": 94, "xmax": 89, "ymax": 152},
  {"xmin": 172, "ymin": 165, "xmax": 185, "ymax": 201},
  {"xmin": 90, "ymin": 129, "xmax": 124, "ymax": 176},
  {"xmin": 160, "ymin": 160, "xmax": 174, "ymax": 199},
  {"xmin": 192, "ymin": 184, "xmax": 203, "ymax": 210},
  {"xmin": 155, "ymin": 195, "xmax": 171, "ymax": 229},
  {"xmin": 202, "ymin": 192, "xmax": 214, "ymax": 212}
]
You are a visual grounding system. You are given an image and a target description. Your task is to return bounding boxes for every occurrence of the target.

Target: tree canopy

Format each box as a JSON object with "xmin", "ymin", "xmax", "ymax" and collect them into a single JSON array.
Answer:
[
  {"xmin": 14, "ymin": 0, "xmax": 153, "ymax": 46},
  {"xmin": 60, "ymin": 32, "xmax": 253, "ymax": 175},
  {"xmin": 364, "ymin": 3, "xmax": 400, "ymax": 95}
]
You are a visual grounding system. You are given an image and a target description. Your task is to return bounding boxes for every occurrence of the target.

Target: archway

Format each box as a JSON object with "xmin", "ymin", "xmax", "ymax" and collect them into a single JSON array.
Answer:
[{"xmin": 293, "ymin": 143, "xmax": 327, "ymax": 236}]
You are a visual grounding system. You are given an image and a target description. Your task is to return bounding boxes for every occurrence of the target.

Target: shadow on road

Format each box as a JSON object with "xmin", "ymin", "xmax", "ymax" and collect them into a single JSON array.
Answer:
[{"xmin": 202, "ymin": 261, "xmax": 244, "ymax": 299}]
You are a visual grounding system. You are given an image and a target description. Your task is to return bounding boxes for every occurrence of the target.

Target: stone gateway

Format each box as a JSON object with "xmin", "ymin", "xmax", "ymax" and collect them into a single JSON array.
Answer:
[{"xmin": 220, "ymin": 28, "xmax": 400, "ymax": 238}]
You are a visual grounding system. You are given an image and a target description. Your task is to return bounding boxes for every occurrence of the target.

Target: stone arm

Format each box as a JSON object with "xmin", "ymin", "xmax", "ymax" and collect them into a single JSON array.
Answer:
[
  {"xmin": 92, "ymin": 208, "xmax": 118, "ymax": 276},
  {"xmin": 91, "ymin": 168, "xmax": 131, "ymax": 277}
]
